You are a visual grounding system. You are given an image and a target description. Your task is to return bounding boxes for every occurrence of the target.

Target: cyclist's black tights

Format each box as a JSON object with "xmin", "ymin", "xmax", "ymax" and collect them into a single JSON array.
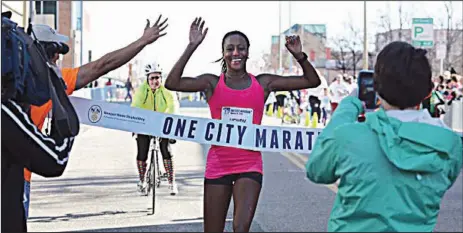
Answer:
[
  {"xmin": 136, "ymin": 134, "xmax": 172, "ymax": 161},
  {"xmin": 136, "ymin": 134, "xmax": 173, "ymax": 183},
  {"xmin": 203, "ymin": 172, "xmax": 262, "ymax": 232}
]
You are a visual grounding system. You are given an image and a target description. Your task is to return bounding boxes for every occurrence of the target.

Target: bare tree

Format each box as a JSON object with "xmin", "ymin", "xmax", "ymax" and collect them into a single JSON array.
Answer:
[
  {"xmin": 377, "ymin": 3, "xmax": 393, "ymax": 42},
  {"xmin": 429, "ymin": 1, "xmax": 463, "ymax": 75},
  {"xmin": 376, "ymin": 2, "xmax": 411, "ymax": 44},
  {"xmin": 397, "ymin": 2, "xmax": 411, "ymax": 40},
  {"xmin": 330, "ymin": 36, "xmax": 348, "ymax": 73},
  {"xmin": 329, "ymin": 15, "xmax": 363, "ymax": 75},
  {"xmin": 345, "ymin": 15, "xmax": 363, "ymax": 75},
  {"xmin": 443, "ymin": 1, "xmax": 462, "ymax": 72}
]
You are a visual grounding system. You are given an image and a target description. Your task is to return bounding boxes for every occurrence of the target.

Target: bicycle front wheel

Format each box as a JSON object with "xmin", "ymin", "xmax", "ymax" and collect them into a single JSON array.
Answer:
[{"xmin": 151, "ymin": 153, "xmax": 156, "ymax": 214}]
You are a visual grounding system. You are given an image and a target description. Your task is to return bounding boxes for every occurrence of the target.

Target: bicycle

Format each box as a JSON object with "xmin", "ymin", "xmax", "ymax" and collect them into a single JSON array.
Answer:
[{"xmin": 145, "ymin": 136, "xmax": 168, "ymax": 215}]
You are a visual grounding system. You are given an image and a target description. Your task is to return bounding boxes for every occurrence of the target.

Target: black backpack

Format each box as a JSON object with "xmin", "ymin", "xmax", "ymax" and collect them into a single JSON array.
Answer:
[{"xmin": 1, "ymin": 12, "xmax": 79, "ymax": 138}]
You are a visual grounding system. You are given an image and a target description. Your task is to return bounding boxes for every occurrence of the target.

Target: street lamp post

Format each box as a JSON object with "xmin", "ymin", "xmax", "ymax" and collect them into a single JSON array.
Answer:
[
  {"xmin": 80, "ymin": 0, "xmax": 83, "ymax": 66},
  {"xmin": 28, "ymin": 0, "xmax": 34, "ymax": 23},
  {"xmin": 288, "ymin": 1, "xmax": 293, "ymax": 73},
  {"xmin": 22, "ymin": 0, "xmax": 27, "ymax": 27},
  {"xmin": 278, "ymin": 1, "xmax": 282, "ymax": 74},
  {"xmin": 363, "ymin": 0, "xmax": 368, "ymax": 70}
]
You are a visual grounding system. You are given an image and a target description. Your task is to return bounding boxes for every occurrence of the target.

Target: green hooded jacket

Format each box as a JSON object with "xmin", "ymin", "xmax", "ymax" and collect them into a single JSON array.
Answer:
[
  {"xmin": 131, "ymin": 81, "xmax": 175, "ymax": 114},
  {"xmin": 306, "ymin": 96, "xmax": 462, "ymax": 232}
]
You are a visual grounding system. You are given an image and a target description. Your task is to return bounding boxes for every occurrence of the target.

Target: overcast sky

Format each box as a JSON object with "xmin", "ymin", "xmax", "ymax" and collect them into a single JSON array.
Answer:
[{"xmin": 83, "ymin": 1, "xmax": 462, "ymax": 77}]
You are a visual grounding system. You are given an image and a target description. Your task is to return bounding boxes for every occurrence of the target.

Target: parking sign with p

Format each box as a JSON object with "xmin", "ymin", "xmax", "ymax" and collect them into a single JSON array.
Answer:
[{"xmin": 411, "ymin": 18, "xmax": 434, "ymax": 48}]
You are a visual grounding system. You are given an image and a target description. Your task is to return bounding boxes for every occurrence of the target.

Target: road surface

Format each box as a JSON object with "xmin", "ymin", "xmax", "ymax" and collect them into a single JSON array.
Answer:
[{"xmin": 27, "ymin": 101, "xmax": 462, "ymax": 232}]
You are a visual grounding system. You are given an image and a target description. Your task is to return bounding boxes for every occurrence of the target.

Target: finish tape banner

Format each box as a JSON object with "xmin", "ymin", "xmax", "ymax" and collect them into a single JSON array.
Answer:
[{"xmin": 69, "ymin": 97, "xmax": 322, "ymax": 153}]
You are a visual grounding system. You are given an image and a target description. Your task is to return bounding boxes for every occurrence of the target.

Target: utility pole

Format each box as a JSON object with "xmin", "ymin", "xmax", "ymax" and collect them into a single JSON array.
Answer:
[
  {"xmin": 288, "ymin": 1, "xmax": 293, "ymax": 73},
  {"xmin": 278, "ymin": 1, "xmax": 282, "ymax": 74},
  {"xmin": 363, "ymin": 0, "xmax": 368, "ymax": 70},
  {"xmin": 80, "ymin": 0, "xmax": 84, "ymax": 66},
  {"xmin": 22, "ymin": 0, "xmax": 27, "ymax": 27},
  {"xmin": 29, "ymin": 0, "xmax": 34, "ymax": 23}
]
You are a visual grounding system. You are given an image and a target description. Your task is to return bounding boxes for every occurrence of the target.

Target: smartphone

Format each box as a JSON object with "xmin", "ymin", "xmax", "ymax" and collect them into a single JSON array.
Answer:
[{"xmin": 357, "ymin": 70, "xmax": 379, "ymax": 110}]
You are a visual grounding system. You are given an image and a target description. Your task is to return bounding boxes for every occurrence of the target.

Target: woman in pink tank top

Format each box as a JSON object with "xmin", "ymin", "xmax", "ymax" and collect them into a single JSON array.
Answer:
[{"xmin": 164, "ymin": 17, "xmax": 321, "ymax": 233}]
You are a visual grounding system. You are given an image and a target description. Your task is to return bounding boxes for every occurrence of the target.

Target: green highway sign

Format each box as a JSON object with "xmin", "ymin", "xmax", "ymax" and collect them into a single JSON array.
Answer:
[{"xmin": 411, "ymin": 18, "xmax": 434, "ymax": 48}]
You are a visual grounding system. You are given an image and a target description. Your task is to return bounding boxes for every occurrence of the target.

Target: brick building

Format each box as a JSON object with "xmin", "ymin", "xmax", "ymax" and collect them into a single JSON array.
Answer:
[
  {"xmin": 269, "ymin": 24, "xmax": 329, "ymax": 73},
  {"xmin": 3, "ymin": 1, "xmax": 91, "ymax": 69}
]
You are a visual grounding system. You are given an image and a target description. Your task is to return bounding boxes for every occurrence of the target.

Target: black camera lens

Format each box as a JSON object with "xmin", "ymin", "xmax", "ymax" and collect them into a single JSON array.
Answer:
[
  {"xmin": 59, "ymin": 43, "xmax": 69, "ymax": 55},
  {"xmin": 41, "ymin": 41, "xmax": 69, "ymax": 60}
]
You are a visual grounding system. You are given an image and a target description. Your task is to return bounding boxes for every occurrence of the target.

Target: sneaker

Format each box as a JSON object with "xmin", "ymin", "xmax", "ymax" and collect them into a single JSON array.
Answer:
[
  {"xmin": 161, "ymin": 173, "xmax": 168, "ymax": 181},
  {"xmin": 169, "ymin": 182, "xmax": 178, "ymax": 195},
  {"xmin": 137, "ymin": 181, "xmax": 145, "ymax": 193}
]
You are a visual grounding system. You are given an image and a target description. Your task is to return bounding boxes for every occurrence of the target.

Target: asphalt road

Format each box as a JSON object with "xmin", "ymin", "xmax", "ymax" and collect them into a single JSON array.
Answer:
[{"xmin": 27, "ymin": 101, "xmax": 462, "ymax": 232}]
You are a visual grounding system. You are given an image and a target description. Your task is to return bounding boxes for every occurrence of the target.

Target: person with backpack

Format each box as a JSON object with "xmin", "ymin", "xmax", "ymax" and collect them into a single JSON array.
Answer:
[
  {"xmin": 1, "ymin": 11, "xmax": 79, "ymax": 232},
  {"xmin": 23, "ymin": 15, "xmax": 169, "ymax": 220}
]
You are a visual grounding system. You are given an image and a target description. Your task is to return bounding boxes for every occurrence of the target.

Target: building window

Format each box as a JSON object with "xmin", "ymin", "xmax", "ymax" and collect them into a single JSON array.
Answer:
[
  {"xmin": 35, "ymin": 1, "xmax": 40, "ymax": 14},
  {"xmin": 35, "ymin": 1, "xmax": 57, "ymax": 14},
  {"xmin": 35, "ymin": 1, "xmax": 57, "ymax": 29},
  {"xmin": 43, "ymin": 1, "xmax": 57, "ymax": 14}
]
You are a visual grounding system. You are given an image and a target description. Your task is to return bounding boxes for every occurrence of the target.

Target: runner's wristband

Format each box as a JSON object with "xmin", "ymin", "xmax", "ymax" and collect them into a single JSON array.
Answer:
[{"xmin": 296, "ymin": 52, "xmax": 308, "ymax": 63}]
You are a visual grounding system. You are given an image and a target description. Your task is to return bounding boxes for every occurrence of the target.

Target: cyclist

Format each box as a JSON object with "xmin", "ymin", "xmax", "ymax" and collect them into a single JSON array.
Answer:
[{"xmin": 131, "ymin": 62, "xmax": 178, "ymax": 195}]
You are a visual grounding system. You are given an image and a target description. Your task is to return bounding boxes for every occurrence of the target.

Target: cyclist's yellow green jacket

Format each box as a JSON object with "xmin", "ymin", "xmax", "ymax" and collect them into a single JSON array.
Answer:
[{"xmin": 131, "ymin": 80, "xmax": 175, "ymax": 114}]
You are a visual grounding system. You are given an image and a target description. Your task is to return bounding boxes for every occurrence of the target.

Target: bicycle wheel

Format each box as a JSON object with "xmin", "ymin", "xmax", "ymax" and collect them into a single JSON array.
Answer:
[
  {"xmin": 151, "ymin": 150, "xmax": 156, "ymax": 215},
  {"xmin": 155, "ymin": 149, "xmax": 162, "ymax": 188},
  {"xmin": 145, "ymin": 164, "xmax": 152, "ymax": 196}
]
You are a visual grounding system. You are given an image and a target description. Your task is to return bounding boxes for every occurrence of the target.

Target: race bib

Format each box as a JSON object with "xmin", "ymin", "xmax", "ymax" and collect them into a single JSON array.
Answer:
[{"xmin": 222, "ymin": 107, "xmax": 254, "ymax": 125}]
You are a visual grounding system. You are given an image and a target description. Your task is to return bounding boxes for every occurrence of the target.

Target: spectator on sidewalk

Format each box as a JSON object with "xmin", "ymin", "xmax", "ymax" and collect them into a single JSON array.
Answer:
[
  {"xmin": 320, "ymin": 88, "xmax": 331, "ymax": 125},
  {"xmin": 105, "ymin": 78, "xmax": 114, "ymax": 101},
  {"xmin": 275, "ymin": 91, "xmax": 289, "ymax": 114},
  {"xmin": 343, "ymin": 75, "xmax": 356, "ymax": 94},
  {"xmin": 329, "ymin": 74, "xmax": 349, "ymax": 113},
  {"xmin": 125, "ymin": 77, "xmax": 134, "ymax": 102}
]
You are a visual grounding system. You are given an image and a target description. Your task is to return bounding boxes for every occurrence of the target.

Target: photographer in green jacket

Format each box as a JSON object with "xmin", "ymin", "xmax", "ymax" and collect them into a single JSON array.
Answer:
[
  {"xmin": 306, "ymin": 41, "xmax": 462, "ymax": 232},
  {"xmin": 131, "ymin": 62, "xmax": 178, "ymax": 195}
]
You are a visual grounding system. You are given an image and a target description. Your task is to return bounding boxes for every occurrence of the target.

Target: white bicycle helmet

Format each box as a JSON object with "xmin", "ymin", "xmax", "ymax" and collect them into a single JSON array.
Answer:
[{"xmin": 144, "ymin": 62, "xmax": 162, "ymax": 76}]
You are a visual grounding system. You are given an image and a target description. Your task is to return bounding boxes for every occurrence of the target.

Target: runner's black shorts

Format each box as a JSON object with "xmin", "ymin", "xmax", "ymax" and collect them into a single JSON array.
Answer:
[{"xmin": 204, "ymin": 172, "xmax": 263, "ymax": 186}]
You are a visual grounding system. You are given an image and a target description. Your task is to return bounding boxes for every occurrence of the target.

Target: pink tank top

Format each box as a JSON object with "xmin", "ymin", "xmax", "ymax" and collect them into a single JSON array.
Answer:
[{"xmin": 205, "ymin": 73, "xmax": 265, "ymax": 179}]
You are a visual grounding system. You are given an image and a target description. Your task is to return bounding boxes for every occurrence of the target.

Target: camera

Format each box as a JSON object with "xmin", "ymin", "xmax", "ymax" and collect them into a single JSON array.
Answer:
[
  {"xmin": 42, "ymin": 41, "xmax": 70, "ymax": 59},
  {"xmin": 2, "ymin": 12, "xmax": 79, "ymax": 138}
]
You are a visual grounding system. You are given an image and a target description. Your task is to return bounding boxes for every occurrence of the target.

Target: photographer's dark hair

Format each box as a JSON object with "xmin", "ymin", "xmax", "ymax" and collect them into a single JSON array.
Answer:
[
  {"xmin": 214, "ymin": 30, "xmax": 250, "ymax": 73},
  {"xmin": 374, "ymin": 41, "xmax": 433, "ymax": 109}
]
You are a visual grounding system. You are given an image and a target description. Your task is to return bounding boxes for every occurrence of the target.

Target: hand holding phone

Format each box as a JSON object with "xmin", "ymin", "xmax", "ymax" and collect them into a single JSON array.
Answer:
[
  {"xmin": 349, "ymin": 87, "xmax": 367, "ymax": 113},
  {"xmin": 357, "ymin": 71, "xmax": 379, "ymax": 111}
]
